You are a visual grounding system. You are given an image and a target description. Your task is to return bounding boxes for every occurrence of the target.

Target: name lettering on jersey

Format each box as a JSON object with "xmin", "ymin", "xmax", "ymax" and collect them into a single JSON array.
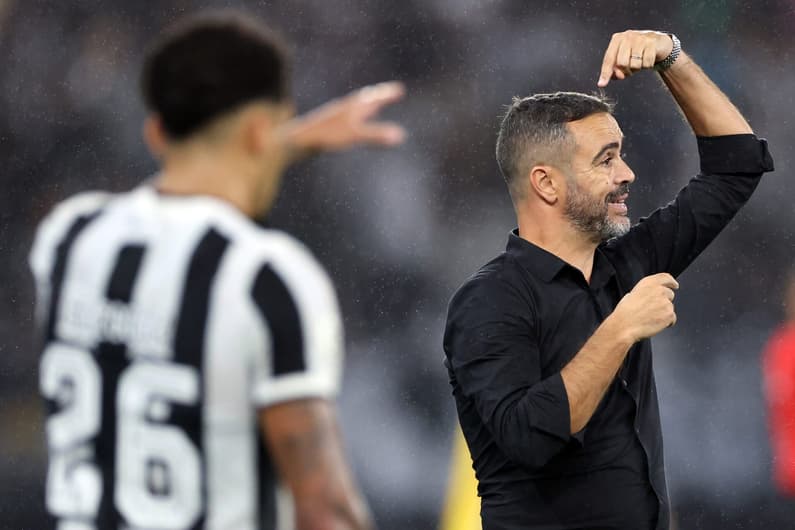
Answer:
[{"xmin": 59, "ymin": 292, "xmax": 172, "ymax": 360}]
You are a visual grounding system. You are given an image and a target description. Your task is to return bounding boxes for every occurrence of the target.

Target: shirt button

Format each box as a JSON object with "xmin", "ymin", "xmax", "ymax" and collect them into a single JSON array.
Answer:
[{"xmin": 621, "ymin": 379, "xmax": 628, "ymax": 387}]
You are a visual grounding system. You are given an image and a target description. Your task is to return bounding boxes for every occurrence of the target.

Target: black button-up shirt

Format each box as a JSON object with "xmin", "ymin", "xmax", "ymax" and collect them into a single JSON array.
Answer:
[{"xmin": 443, "ymin": 135, "xmax": 774, "ymax": 530}]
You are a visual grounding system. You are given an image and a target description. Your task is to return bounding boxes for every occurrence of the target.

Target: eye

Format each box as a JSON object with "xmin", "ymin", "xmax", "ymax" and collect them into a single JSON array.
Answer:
[{"xmin": 601, "ymin": 157, "xmax": 613, "ymax": 166}]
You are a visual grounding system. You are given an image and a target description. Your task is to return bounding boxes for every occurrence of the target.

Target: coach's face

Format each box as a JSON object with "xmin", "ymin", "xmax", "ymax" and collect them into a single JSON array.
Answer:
[{"xmin": 561, "ymin": 112, "xmax": 635, "ymax": 242}]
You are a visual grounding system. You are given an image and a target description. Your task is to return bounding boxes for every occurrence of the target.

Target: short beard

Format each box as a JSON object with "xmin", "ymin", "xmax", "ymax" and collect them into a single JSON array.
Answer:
[{"xmin": 564, "ymin": 180, "xmax": 630, "ymax": 243}]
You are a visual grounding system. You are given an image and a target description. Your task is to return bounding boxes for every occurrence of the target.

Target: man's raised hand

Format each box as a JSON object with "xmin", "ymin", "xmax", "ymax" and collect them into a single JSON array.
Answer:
[
  {"xmin": 597, "ymin": 30, "xmax": 674, "ymax": 87},
  {"xmin": 281, "ymin": 81, "xmax": 406, "ymax": 162}
]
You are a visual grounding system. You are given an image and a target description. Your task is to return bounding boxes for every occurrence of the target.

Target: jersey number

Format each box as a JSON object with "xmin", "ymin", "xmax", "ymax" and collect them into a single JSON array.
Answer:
[{"xmin": 41, "ymin": 342, "xmax": 202, "ymax": 528}]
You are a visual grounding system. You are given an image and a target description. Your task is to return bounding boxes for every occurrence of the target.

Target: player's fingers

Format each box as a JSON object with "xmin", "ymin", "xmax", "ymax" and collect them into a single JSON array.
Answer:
[
  {"xmin": 598, "ymin": 33, "xmax": 622, "ymax": 87},
  {"xmin": 641, "ymin": 45, "xmax": 656, "ymax": 69},
  {"xmin": 358, "ymin": 122, "xmax": 406, "ymax": 146},
  {"xmin": 356, "ymin": 81, "xmax": 406, "ymax": 109}
]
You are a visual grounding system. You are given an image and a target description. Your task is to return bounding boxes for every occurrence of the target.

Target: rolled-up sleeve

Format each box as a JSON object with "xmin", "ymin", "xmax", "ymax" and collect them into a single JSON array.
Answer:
[
  {"xmin": 612, "ymin": 134, "xmax": 774, "ymax": 278},
  {"xmin": 443, "ymin": 277, "xmax": 573, "ymax": 471}
]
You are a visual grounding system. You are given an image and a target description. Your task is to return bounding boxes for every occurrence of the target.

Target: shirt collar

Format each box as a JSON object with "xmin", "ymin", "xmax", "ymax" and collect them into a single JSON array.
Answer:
[
  {"xmin": 506, "ymin": 229, "xmax": 568, "ymax": 283},
  {"xmin": 505, "ymin": 228, "xmax": 617, "ymax": 287}
]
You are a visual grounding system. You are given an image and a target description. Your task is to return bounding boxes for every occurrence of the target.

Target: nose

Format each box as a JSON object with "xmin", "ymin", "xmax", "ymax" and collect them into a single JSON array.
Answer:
[{"xmin": 617, "ymin": 156, "xmax": 635, "ymax": 184}]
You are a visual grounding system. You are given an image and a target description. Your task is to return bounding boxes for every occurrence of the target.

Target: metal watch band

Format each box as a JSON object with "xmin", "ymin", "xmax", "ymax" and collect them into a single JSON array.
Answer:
[{"xmin": 654, "ymin": 33, "xmax": 681, "ymax": 72}]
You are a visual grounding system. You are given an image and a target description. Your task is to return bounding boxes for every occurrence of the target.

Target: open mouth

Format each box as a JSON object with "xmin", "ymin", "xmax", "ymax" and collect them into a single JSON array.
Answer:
[{"xmin": 607, "ymin": 193, "xmax": 629, "ymax": 214}]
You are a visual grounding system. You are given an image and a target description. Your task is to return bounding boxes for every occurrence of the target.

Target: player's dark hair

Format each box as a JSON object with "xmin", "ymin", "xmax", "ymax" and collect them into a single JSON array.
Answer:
[
  {"xmin": 141, "ymin": 11, "xmax": 291, "ymax": 140},
  {"xmin": 496, "ymin": 92, "xmax": 613, "ymax": 200}
]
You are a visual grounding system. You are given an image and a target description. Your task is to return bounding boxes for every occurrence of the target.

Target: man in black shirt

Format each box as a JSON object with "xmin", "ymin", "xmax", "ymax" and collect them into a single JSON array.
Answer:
[{"xmin": 443, "ymin": 30, "xmax": 774, "ymax": 529}]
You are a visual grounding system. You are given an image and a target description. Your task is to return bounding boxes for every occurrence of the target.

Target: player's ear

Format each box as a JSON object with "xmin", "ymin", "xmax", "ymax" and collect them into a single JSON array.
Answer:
[
  {"xmin": 245, "ymin": 101, "xmax": 297, "ymax": 154},
  {"xmin": 528, "ymin": 165, "xmax": 560, "ymax": 205},
  {"xmin": 143, "ymin": 115, "xmax": 169, "ymax": 159},
  {"xmin": 241, "ymin": 107, "xmax": 275, "ymax": 156}
]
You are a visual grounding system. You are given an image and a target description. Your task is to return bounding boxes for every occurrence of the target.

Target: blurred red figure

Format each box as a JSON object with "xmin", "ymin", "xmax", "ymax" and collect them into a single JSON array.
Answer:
[{"xmin": 763, "ymin": 272, "xmax": 795, "ymax": 497}]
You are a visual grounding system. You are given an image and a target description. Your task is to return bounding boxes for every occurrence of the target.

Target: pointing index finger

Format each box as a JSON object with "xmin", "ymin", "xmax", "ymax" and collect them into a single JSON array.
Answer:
[{"xmin": 598, "ymin": 33, "xmax": 621, "ymax": 87}]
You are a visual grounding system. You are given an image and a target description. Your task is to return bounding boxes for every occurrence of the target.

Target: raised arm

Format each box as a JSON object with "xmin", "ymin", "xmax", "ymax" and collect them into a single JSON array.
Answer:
[
  {"xmin": 597, "ymin": 30, "xmax": 752, "ymax": 136},
  {"xmin": 597, "ymin": 30, "xmax": 773, "ymax": 278},
  {"xmin": 261, "ymin": 399, "xmax": 373, "ymax": 530}
]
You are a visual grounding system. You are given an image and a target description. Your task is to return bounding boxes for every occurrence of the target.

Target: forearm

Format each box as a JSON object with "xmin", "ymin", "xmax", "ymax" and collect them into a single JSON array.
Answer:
[
  {"xmin": 262, "ymin": 399, "xmax": 375, "ymax": 530},
  {"xmin": 295, "ymin": 491, "xmax": 373, "ymax": 530},
  {"xmin": 293, "ymin": 450, "xmax": 374, "ymax": 530},
  {"xmin": 660, "ymin": 51, "xmax": 753, "ymax": 137},
  {"xmin": 560, "ymin": 316, "xmax": 635, "ymax": 433}
]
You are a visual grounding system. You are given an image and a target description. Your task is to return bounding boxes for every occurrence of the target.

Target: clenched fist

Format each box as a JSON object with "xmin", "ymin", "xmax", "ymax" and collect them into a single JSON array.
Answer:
[
  {"xmin": 613, "ymin": 273, "xmax": 678, "ymax": 342},
  {"xmin": 597, "ymin": 30, "xmax": 674, "ymax": 87}
]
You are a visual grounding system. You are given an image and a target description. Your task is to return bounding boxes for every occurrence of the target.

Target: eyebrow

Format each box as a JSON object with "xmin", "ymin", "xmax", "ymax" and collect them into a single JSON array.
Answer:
[{"xmin": 591, "ymin": 141, "xmax": 621, "ymax": 165}]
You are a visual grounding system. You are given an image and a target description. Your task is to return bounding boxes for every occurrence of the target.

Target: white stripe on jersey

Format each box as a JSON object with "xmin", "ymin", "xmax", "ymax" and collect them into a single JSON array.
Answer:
[{"xmin": 30, "ymin": 184, "xmax": 345, "ymax": 530}]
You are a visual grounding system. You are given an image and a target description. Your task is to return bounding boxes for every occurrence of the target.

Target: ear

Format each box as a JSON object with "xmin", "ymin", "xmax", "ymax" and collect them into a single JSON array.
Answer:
[
  {"xmin": 143, "ymin": 115, "xmax": 169, "ymax": 159},
  {"xmin": 242, "ymin": 107, "xmax": 275, "ymax": 155},
  {"xmin": 528, "ymin": 165, "xmax": 560, "ymax": 205}
]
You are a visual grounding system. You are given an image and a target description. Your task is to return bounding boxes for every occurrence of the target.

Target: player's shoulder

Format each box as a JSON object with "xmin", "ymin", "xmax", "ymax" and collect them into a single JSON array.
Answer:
[
  {"xmin": 29, "ymin": 190, "xmax": 114, "ymax": 275},
  {"xmin": 214, "ymin": 213, "xmax": 326, "ymax": 281},
  {"xmin": 36, "ymin": 190, "xmax": 113, "ymax": 233}
]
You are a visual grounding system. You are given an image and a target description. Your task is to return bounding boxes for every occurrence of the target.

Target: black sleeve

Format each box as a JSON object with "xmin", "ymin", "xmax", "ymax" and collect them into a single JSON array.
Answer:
[
  {"xmin": 443, "ymin": 277, "xmax": 574, "ymax": 471},
  {"xmin": 609, "ymin": 134, "xmax": 774, "ymax": 278}
]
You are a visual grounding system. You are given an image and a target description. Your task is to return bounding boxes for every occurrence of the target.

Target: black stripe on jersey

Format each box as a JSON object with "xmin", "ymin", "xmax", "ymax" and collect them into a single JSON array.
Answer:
[
  {"xmin": 251, "ymin": 264, "xmax": 306, "ymax": 375},
  {"xmin": 173, "ymin": 228, "xmax": 230, "ymax": 529},
  {"xmin": 95, "ymin": 342, "xmax": 130, "ymax": 529},
  {"xmin": 105, "ymin": 245, "xmax": 146, "ymax": 302},
  {"xmin": 174, "ymin": 228, "xmax": 229, "ymax": 366},
  {"xmin": 95, "ymin": 243, "xmax": 148, "ymax": 528},
  {"xmin": 45, "ymin": 212, "xmax": 102, "ymax": 341}
]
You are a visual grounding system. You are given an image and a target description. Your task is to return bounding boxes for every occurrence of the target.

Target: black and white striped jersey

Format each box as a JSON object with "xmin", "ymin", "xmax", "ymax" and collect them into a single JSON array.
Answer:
[{"xmin": 29, "ymin": 185, "xmax": 344, "ymax": 530}]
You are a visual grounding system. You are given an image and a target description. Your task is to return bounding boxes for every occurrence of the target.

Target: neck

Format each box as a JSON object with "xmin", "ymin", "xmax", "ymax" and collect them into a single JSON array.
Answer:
[
  {"xmin": 517, "ymin": 207, "xmax": 599, "ymax": 283},
  {"xmin": 155, "ymin": 144, "xmax": 260, "ymax": 218}
]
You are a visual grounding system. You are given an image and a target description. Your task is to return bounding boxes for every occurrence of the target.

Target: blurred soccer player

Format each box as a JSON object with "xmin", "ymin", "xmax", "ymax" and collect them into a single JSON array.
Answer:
[{"xmin": 30, "ymin": 12, "xmax": 405, "ymax": 530}]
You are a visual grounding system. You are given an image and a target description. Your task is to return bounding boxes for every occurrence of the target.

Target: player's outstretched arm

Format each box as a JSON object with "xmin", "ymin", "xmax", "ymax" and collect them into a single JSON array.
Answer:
[
  {"xmin": 597, "ymin": 30, "xmax": 753, "ymax": 137},
  {"xmin": 279, "ymin": 81, "xmax": 406, "ymax": 163},
  {"xmin": 260, "ymin": 398, "xmax": 374, "ymax": 530}
]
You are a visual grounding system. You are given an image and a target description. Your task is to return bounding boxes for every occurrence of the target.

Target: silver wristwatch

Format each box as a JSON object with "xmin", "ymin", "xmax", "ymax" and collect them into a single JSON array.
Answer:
[{"xmin": 654, "ymin": 33, "xmax": 681, "ymax": 72}]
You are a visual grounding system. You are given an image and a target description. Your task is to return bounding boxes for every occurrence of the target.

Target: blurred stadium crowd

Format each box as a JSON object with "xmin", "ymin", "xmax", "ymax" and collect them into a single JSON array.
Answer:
[{"xmin": 2, "ymin": 0, "xmax": 795, "ymax": 528}]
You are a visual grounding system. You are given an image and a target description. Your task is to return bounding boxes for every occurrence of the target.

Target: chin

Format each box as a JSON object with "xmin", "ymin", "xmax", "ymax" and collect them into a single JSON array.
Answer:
[{"xmin": 604, "ymin": 216, "xmax": 631, "ymax": 239}]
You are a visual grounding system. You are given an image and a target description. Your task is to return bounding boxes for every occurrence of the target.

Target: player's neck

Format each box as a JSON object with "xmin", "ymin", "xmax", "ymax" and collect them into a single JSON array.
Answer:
[
  {"xmin": 155, "ymin": 147, "xmax": 263, "ymax": 218},
  {"xmin": 517, "ymin": 213, "xmax": 598, "ymax": 283}
]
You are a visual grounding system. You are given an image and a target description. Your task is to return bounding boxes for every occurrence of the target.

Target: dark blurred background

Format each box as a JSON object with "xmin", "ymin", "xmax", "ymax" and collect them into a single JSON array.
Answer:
[{"xmin": 2, "ymin": 1, "xmax": 795, "ymax": 528}]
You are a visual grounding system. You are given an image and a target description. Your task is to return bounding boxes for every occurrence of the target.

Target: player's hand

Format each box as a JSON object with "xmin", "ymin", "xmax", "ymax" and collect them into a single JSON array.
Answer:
[
  {"xmin": 281, "ymin": 81, "xmax": 406, "ymax": 161},
  {"xmin": 612, "ymin": 273, "xmax": 678, "ymax": 342},
  {"xmin": 597, "ymin": 30, "xmax": 674, "ymax": 87}
]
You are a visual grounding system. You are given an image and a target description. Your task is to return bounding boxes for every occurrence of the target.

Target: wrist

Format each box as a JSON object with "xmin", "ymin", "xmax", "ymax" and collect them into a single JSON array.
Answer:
[
  {"xmin": 654, "ymin": 33, "xmax": 682, "ymax": 72},
  {"xmin": 602, "ymin": 312, "xmax": 638, "ymax": 348}
]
